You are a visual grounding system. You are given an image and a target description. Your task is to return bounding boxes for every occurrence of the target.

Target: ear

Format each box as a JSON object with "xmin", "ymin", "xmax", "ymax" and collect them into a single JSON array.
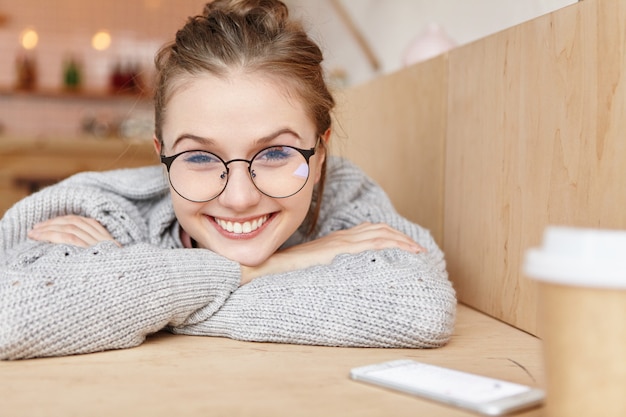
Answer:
[
  {"xmin": 321, "ymin": 128, "xmax": 331, "ymax": 147},
  {"xmin": 153, "ymin": 135, "xmax": 162, "ymax": 156},
  {"xmin": 319, "ymin": 128, "xmax": 331, "ymax": 163},
  {"xmin": 313, "ymin": 128, "xmax": 331, "ymax": 183}
]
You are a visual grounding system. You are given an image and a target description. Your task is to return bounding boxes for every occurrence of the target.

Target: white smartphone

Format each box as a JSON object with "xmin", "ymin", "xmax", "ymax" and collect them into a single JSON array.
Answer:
[{"xmin": 350, "ymin": 359, "xmax": 544, "ymax": 416}]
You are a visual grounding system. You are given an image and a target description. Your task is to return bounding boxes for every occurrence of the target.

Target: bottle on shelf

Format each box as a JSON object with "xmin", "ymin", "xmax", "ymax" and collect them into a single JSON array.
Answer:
[
  {"xmin": 109, "ymin": 60, "xmax": 142, "ymax": 95},
  {"xmin": 15, "ymin": 52, "xmax": 37, "ymax": 91},
  {"xmin": 63, "ymin": 55, "xmax": 83, "ymax": 91}
]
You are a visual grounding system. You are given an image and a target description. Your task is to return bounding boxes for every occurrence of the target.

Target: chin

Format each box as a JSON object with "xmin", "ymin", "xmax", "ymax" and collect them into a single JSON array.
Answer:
[
  {"xmin": 233, "ymin": 257, "xmax": 269, "ymax": 268},
  {"xmin": 222, "ymin": 249, "xmax": 272, "ymax": 267},
  {"xmin": 238, "ymin": 259, "xmax": 266, "ymax": 268}
]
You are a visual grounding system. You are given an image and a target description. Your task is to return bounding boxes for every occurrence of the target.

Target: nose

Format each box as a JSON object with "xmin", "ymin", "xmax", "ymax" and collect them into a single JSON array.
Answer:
[{"xmin": 217, "ymin": 161, "xmax": 262, "ymax": 210}]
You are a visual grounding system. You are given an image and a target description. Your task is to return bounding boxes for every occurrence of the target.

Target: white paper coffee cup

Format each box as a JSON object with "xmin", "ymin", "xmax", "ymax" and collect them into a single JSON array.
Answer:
[
  {"xmin": 525, "ymin": 226, "xmax": 626, "ymax": 288},
  {"xmin": 525, "ymin": 226, "xmax": 626, "ymax": 417}
]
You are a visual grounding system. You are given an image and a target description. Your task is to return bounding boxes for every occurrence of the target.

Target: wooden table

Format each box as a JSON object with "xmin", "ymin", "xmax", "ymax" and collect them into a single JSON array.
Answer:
[{"xmin": 0, "ymin": 304, "xmax": 544, "ymax": 417}]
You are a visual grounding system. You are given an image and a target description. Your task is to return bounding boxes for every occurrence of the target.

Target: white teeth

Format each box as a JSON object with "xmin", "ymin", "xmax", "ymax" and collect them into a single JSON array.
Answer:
[{"xmin": 215, "ymin": 215, "xmax": 268, "ymax": 234}]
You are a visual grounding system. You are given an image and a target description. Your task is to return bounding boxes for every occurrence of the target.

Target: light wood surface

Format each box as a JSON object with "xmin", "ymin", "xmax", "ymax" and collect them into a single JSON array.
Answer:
[
  {"xmin": 444, "ymin": 0, "xmax": 626, "ymax": 335},
  {"xmin": 331, "ymin": 55, "xmax": 447, "ymax": 246},
  {"xmin": 0, "ymin": 304, "xmax": 544, "ymax": 417},
  {"xmin": 333, "ymin": 0, "xmax": 626, "ymax": 336}
]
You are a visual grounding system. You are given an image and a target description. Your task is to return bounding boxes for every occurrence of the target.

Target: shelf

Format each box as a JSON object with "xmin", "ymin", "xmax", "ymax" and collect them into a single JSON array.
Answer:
[{"xmin": 0, "ymin": 87, "xmax": 151, "ymax": 102}]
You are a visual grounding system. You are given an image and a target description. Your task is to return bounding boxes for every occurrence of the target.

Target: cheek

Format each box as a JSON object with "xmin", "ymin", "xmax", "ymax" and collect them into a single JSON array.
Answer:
[
  {"xmin": 170, "ymin": 192, "xmax": 201, "ymax": 223},
  {"xmin": 289, "ymin": 181, "xmax": 316, "ymax": 219}
]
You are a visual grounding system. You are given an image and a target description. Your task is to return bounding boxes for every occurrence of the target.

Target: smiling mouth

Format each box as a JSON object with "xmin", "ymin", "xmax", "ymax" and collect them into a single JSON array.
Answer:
[{"xmin": 214, "ymin": 215, "xmax": 270, "ymax": 234}]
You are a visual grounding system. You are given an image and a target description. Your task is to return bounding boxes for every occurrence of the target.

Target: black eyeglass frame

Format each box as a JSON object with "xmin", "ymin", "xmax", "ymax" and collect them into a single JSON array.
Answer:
[{"xmin": 160, "ymin": 138, "xmax": 320, "ymax": 202}]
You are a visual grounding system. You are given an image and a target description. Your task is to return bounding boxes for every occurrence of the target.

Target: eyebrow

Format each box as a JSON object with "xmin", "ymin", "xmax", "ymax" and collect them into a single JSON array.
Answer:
[{"xmin": 172, "ymin": 128, "xmax": 304, "ymax": 150}]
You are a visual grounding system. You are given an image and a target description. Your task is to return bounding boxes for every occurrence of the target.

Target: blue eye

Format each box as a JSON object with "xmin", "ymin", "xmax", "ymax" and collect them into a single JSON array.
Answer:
[
  {"xmin": 257, "ymin": 147, "xmax": 293, "ymax": 161},
  {"xmin": 182, "ymin": 151, "xmax": 220, "ymax": 165}
]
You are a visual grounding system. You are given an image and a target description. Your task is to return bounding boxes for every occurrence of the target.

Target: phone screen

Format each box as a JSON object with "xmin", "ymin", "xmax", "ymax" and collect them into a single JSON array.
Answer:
[{"xmin": 350, "ymin": 359, "xmax": 544, "ymax": 416}]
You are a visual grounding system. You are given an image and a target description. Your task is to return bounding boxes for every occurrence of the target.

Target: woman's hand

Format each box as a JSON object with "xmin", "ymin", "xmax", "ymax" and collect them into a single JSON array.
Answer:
[
  {"xmin": 240, "ymin": 222, "xmax": 426, "ymax": 285},
  {"xmin": 28, "ymin": 215, "xmax": 120, "ymax": 248}
]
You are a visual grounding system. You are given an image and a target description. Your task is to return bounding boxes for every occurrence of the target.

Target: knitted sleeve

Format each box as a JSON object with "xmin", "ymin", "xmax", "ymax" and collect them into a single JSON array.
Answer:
[
  {"xmin": 170, "ymin": 158, "xmax": 457, "ymax": 348},
  {"xmin": 0, "ymin": 160, "xmax": 456, "ymax": 358},
  {"xmin": 0, "ymin": 170, "xmax": 241, "ymax": 360},
  {"xmin": 0, "ymin": 241, "xmax": 240, "ymax": 360}
]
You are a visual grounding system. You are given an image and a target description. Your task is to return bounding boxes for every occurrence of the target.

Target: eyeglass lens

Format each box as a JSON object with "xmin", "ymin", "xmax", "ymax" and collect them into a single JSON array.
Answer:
[{"xmin": 167, "ymin": 146, "xmax": 311, "ymax": 202}]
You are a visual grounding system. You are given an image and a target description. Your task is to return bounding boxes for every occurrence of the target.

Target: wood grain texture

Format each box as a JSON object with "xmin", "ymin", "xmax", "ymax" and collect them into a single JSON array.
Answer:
[
  {"xmin": 331, "ymin": 56, "xmax": 447, "ymax": 246},
  {"xmin": 333, "ymin": 0, "xmax": 625, "ymax": 335},
  {"xmin": 0, "ymin": 305, "xmax": 544, "ymax": 417},
  {"xmin": 444, "ymin": 0, "xmax": 626, "ymax": 334}
]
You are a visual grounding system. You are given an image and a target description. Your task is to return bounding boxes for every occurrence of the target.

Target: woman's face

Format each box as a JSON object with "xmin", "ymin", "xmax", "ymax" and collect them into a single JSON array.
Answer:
[{"xmin": 156, "ymin": 73, "xmax": 326, "ymax": 266}]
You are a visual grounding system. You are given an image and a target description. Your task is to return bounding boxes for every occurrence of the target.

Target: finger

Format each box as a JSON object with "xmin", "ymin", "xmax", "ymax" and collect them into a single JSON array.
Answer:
[
  {"xmin": 34, "ymin": 215, "xmax": 104, "ymax": 235},
  {"xmin": 28, "ymin": 227, "xmax": 94, "ymax": 247},
  {"xmin": 30, "ymin": 223, "xmax": 100, "ymax": 245},
  {"xmin": 29, "ymin": 226, "xmax": 120, "ymax": 247},
  {"xmin": 335, "ymin": 223, "xmax": 427, "ymax": 253},
  {"xmin": 33, "ymin": 216, "xmax": 115, "ymax": 241},
  {"xmin": 29, "ymin": 216, "xmax": 118, "ymax": 247},
  {"xmin": 343, "ymin": 235, "xmax": 426, "ymax": 255},
  {"xmin": 67, "ymin": 216, "xmax": 114, "ymax": 241}
]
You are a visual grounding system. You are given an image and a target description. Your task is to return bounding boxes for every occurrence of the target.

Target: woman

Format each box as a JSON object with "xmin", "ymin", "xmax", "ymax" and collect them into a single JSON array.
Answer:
[{"xmin": 0, "ymin": 0, "xmax": 456, "ymax": 360}]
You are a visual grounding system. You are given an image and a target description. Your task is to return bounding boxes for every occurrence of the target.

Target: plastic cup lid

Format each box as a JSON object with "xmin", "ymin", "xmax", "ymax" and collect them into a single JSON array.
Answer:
[{"xmin": 524, "ymin": 226, "xmax": 626, "ymax": 288}]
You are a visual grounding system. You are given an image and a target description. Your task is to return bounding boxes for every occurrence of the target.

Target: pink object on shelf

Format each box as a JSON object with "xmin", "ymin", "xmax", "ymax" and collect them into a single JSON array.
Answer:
[{"xmin": 402, "ymin": 23, "xmax": 457, "ymax": 66}]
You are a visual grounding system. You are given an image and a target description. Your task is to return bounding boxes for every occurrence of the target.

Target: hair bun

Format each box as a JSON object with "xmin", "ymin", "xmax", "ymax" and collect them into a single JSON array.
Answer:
[{"xmin": 203, "ymin": 0, "xmax": 289, "ymax": 22}]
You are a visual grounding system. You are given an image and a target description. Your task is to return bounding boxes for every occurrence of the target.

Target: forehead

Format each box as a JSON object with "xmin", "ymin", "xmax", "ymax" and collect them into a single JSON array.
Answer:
[{"xmin": 161, "ymin": 72, "xmax": 315, "ymax": 147}]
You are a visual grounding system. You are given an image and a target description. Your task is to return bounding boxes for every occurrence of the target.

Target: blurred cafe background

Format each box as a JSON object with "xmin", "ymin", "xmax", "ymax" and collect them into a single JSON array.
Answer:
[{"xmin": 0, "ymin": 0, "xmax": 574, "ymax": 213}]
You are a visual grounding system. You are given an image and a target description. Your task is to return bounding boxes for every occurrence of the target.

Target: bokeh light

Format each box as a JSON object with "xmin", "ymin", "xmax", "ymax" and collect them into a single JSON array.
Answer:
[
  {"xmin": 91, "ymin": 31, "xmax": 112, "ymax": 51},
  {"xmin": 20, "ymin": 28, "xmax": 39, "ymax": 50}
]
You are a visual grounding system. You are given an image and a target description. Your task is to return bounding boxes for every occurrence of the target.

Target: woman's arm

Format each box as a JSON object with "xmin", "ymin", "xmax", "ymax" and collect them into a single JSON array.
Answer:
[
  {"xmin": 0, "ymin": 240, "xmax": 240, "ymax": 360},
  {"xmin": 174, "ymin": 247, "xmax": 455, "ymax": 348},
  {"xmin": 240, "ymin": 221, "xmax": 426, "ymax": 284},
  {"xmin": 172, "ymin": 158, "xmax": 457, "ymax": 347},
  {"xmin": 2, "ymin": 160, "xmax": 456, "ymax": 358},
  {"xmin": 0, "ymin": 170, "xmax": 241, "ymax": 360}
]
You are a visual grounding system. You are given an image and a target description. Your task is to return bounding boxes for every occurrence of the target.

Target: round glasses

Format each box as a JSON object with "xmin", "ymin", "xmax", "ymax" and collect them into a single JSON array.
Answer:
[{"xmin": 160, "ymin": 140, "xmax": 319, "ymax": 202}]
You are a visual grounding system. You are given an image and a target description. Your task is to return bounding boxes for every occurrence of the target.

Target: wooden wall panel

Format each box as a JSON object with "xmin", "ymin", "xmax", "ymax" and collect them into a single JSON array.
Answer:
[
  {"xmin": 331, "ymin": 57, "xmax": 447, "ymax": 245},
  {"xmin": 444, "ymin": 0, "xmax": 626, "ymax": 335}
]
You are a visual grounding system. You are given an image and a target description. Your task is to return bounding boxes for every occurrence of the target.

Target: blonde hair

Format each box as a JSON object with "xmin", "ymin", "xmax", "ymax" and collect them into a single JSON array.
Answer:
[{"xmin": 153, "ymin": 0, "xmax": 334, "ymax": 234}]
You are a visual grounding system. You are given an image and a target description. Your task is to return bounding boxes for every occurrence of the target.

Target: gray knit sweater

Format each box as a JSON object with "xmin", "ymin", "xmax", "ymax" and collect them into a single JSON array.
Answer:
[{"xmin": 0, "ymin": 157, "xmax": 456, "ymax": 360}]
